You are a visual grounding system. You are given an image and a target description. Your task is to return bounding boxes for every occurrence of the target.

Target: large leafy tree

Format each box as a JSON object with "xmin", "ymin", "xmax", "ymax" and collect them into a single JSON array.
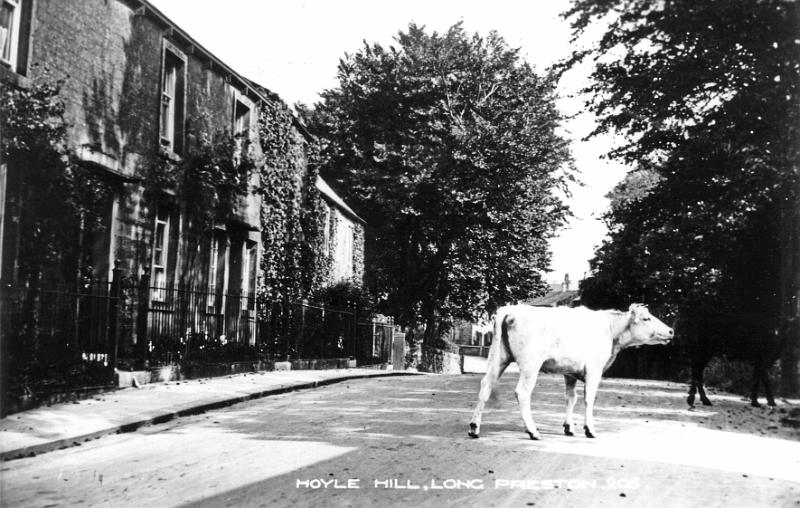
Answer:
[
  {"xmin": 565, "ymin": 0, "xmax": 799, "ymax": 390},
  {"xmin": 305, "ymin": 23, "xmax": 573, "ymax": 344}
]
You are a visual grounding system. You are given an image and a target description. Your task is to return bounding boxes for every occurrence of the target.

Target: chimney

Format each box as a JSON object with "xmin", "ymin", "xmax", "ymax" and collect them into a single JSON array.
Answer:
[{"xmin": 562, "ymin": 273, "xmax": 570, "ymax": 292}]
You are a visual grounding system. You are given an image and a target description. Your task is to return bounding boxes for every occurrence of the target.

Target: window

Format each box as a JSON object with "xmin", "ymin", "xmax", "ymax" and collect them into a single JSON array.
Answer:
[
  {"xmin": 233, "ymin": 98, "xmax": 251, "ymax": 165},
  {"xmin": 333, "ymin": 216, "xmax": 354, "ymax": 281},
  {"xmin": 242, "ymin": 241, "xmax": 257, "ymax": 309},
  {"xmin": 0, "ymin": 0, "xmax": 20, "ymax": 68},
  {"xmin": 322, "ymin": 204, "xmax": 331, "ymax": 256},
  {"xmin": 160, "ymin": 44, "xmax": 186, "ymax": 155},
  {"xmin": 152, "ymin": 208, "xmax": 170, "ymax": 300},
  {"xmin": 208, "ymin": 233, "xmax": 228, "ymax": 310},
  {"xmin": 209, "ymin": 236, "xmax": 219, "ymax": 293},
  {"xmin": 234, "ymin": 99, "xmax": 250, "ymax": 139}
]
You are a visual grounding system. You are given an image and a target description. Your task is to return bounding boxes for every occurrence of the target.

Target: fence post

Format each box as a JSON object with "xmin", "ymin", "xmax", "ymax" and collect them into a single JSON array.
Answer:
[
  {"xmin": 283, "ymin": 296, "xmax": 291, "ymax": 360},
  {"xmin": 300, "ymin": 299, "xmax": 308, "ymax": 359},
  {"xmin": 136, "ymin": 267, "xmax": 151, "ymax": 365},
  {"xmin": 352, "ymin": 302, "xmax": 358, "ymax": 360},
  {"xmin": 109, "ymin": 260, "xmax": 123, "ymax": 374}
]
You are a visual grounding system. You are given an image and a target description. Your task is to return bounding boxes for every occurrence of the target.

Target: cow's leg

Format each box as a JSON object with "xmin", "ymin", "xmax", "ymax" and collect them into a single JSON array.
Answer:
[
  {"xmin": 563, "ymin": 375, "xmax": 578, "ymax": 436},
  {"xmin": 750, "ymin": 362, "xmax": 762, "ymax": 407},
  {"xmin": 696, "ymin": 354, "xmax": 713, "ymax": 406},
  {"xmin": 687, "ymin": 381, "xmax": 697, "ymax": 407},
  {"xmin": 583, "ymin": 370, "xmax": 601, "ymax": 438},
  {"xmin": 687, "ymin": 354, "xmax": 705, "ymax": 406},
  {"xmin": 763, "ymin": 365, "xmax": 777, "ymax": 407},
  {"xmin": 750, "ymin": 361, "xmax": 776, "ymax": 407},
  {"xmin": 515, "ymin": 369, "xmax": 542, "ymax": 440},
  {"xmin": 468, "ymin": 348, "xmax": 510, "ymax": 438}
]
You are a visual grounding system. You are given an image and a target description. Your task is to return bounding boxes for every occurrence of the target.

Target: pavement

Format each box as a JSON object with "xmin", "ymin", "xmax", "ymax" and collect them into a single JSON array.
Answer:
[{"xmin": 0, "ymin": 368, "xmax": 420, "ymax": 461}]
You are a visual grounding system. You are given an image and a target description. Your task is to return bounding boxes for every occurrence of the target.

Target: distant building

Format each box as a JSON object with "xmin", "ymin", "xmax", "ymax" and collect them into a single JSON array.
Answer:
[
  {"xmin": 450, "ymin": 319, "xmax": 493, "ymax": 358},
  {"xmin": 316, "ymin": 177, "xmax": 365, "ymax": 284},
  {"xmin": 523, "ymin": 274, "xmax": 580, "ymax": 308}
]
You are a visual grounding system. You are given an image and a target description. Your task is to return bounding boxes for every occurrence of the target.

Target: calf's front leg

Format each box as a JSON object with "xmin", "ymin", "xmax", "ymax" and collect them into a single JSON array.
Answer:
[
  {"xmin": 515, "ymin": 370, "xmax": 541, "ymax": 440},
  {"xmin": 468, "ymin": 357, "xmax": 509, "ymax": 438}
]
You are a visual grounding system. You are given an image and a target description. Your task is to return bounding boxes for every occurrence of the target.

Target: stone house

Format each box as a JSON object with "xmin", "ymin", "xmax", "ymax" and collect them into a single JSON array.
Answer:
[
  {"xmin": 0, "ymin": 0, "xmax": 365, "ymax": 359},
  {"xmin": 316, "ymin": 176, "xmax": 365, "ymax": 285},
  {"xmin": 1, "ymin": 0, "xmax": 268, "ymax": 289}
]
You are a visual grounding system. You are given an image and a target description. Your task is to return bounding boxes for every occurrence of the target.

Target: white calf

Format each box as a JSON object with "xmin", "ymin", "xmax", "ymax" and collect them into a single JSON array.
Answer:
[{"xmin": 468, "ymin": 304, "xmax": 673, "ymax": 439}]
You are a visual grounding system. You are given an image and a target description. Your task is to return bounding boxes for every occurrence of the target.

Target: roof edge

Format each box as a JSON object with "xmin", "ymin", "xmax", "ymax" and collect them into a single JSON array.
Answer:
[{"xmin": 315, "ymin": 177, "xmax": 366, "ymax": 225}]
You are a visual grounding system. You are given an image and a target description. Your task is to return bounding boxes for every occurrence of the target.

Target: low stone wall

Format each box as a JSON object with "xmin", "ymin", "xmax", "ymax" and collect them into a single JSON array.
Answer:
[
  {"xmin": 289, "ymin": 357, "xmax": 356, "ymax": 370},
  {"xmin": 115, "ymin": 357, "xmax": 356, "ymax": 387},
  {"xmin": 418, "ymin": 346, "xmax": 462, "ymax": 374}
]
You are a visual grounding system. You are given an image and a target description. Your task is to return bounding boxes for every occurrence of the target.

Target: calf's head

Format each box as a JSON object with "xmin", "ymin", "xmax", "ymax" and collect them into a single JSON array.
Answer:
[{"xmin": 622, "ymin": 304, "xmax": 674, "ymax": 348}]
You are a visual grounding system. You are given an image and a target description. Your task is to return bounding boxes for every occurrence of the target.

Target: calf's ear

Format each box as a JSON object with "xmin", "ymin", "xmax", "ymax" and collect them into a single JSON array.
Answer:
[{"xmin": 628, "ymin": 303, "xmax": 644, "ymax": 324}]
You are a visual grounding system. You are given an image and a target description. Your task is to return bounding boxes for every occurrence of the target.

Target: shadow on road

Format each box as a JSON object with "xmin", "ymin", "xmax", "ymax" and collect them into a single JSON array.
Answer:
[{"xmin": 4, "ymin": 373, "xmax": 799, "ymax": 508}]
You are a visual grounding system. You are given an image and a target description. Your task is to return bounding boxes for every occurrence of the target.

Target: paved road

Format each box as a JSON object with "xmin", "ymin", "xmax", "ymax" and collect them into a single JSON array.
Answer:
[{"xmin": 2, "ymin": 372, "xmax": 799, "ymax": 507}]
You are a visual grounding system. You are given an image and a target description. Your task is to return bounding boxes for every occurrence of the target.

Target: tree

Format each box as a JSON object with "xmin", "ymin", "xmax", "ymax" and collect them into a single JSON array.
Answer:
[
  {"xmin": 305, "ymin": 23, "xmax": 573, "ymax": 345},
  {"xmin": 564, "ymin": 0, "xmax": 799, "ymax": 390}
]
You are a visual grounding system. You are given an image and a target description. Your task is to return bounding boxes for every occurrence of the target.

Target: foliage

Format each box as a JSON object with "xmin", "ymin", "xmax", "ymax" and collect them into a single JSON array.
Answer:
[
  {"xmin": 306, "ymin": 23, "xmax": 574, "ymax": 344},
  {"xmin": 256, "ymin": 97, "xmax": 330, "ymax": 301},
  {"xmin": 312, "ymin": 279, "xmax": 375, "ymax": 313},
  {"xmin": 1, "ymin": 69, "xmax": 113, "ymax": 283},
  {"xmin": 1, "ymin": 71, "xmax": 117, "ymax": 409},
  {"xmin": 145, "ymin": 128, "xmax": 257, "ymax": 235},
  {"xmin": 564, "ymin": 0, "xmax": 798, "ymax": 321}
]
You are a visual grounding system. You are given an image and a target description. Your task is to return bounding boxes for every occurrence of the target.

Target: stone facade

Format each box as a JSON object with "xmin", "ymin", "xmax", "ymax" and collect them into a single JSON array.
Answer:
[
  {"xmin": 0, "ymin": 0, "xmax": 367, "ymax": 358},
  {"xmin": 1, "ymin": 0, "xmax": 267, "ymax": 288},
  {"xmin": 316, "ymin": 176, "xmax": 365, "ymax": 286}
]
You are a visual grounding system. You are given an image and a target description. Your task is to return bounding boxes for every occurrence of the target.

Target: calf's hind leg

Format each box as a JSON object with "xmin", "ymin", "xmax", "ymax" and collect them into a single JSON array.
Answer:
[
  {"xmin": 563, "ymin": 375, "xmax": 578, "ymax": 436},
  {"xmin": 583, "ymin": 370, "xmax": 601, "ymax": 438}
]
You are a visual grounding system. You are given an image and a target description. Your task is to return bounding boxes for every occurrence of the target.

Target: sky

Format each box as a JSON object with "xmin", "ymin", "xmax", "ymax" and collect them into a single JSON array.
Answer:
[{"xmin": 148, "ymin": 0, "xmax": 630, "ymax": 285}]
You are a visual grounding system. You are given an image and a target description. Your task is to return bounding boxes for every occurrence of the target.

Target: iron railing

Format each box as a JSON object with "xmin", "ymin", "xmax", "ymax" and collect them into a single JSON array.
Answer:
[{"xmin": 1, "ymin": 274, "xmax": 394, "ymax": 407}]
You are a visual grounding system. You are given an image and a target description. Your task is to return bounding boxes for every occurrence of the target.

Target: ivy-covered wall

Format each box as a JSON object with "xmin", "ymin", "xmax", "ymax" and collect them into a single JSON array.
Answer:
[
  {"xmin": 255, "ymin": 91, "xmax": 366, "ymax": 302},
  {"xmin": 257, "ymin": 92, "xmax": 325, "ymax": 301},
  {"xmin": 353, "ymin": 221, "xmax": 365, "ymax": 285}
]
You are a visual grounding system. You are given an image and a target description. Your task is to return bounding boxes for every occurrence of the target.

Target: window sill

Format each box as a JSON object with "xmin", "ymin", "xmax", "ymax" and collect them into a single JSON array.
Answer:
[
  {"xmin": 0, "ymin": 64, "xmax": 29, "ymax": 88},
  {"xmin": 158, "ymin": 145, "xmax": 183, "ymax": 163}
]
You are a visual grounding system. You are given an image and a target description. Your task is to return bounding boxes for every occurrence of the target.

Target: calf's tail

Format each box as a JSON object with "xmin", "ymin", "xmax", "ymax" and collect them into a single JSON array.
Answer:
[{"xmin": 491, "ymin": 309, "xmax": 515, "ymax": 364}]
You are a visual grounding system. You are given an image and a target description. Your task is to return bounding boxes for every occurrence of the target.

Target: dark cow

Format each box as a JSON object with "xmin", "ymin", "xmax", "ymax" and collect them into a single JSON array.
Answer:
[{"xmin": 677, "ymin": 309, "xmax": 784, "ymax": 408}]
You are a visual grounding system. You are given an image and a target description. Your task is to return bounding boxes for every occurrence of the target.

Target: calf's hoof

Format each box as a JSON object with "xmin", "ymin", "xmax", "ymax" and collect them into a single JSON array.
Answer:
[
  {"xmin": 526, "ymin": 431, "xmax": 540, "ymax": 441},
  {"xmin": 701, "ymin": 398, "xmax": 713, "ymax": 406},
  {"xmin": 584, "ymin": 425, "xmax": 595, "ymax": 439},
  {"xmin": 768, "ymin": 400, "xmax": 777, "ymax": 407},
  {"xmin": 686, "ymin": 395, "xmax": 695, "ymax": 407},
  {"xmin": 468, "ymin": 423, "xmax": 479, "ymax": 438},
  {"xmin": 563, "ymin": 423, "xmax": 574, "ymax": 436},
  {"xmin": 750, "ymin": 400, "xmax": 762, "ymax": 408}
]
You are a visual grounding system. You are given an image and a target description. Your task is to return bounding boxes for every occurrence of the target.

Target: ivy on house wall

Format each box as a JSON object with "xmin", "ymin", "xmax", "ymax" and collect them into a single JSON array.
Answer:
[
  {"xmin": 142, "ymin": 125, "xmax": 258, "ymax": 284},
  {"xmin": 257, "ymin": 96, "xmax": 334, "ymax": 301},
  {"xmin": 1, "ymin": 71, "xmax": 120, "ymax": 407},
  {"xmin": 1, "ymin": 69, "xmax": 114, "ymax": 285},
  {"xmin": 300, "ymin": 166, "xmax": 335, "ymax": 296},
  {"xmin": 144, "ymin": 127, "xmax": 257, "ymax": 231},
  {"xmin": 352, "ymin": 222, "xmax": 365, "ymax": 285}
]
